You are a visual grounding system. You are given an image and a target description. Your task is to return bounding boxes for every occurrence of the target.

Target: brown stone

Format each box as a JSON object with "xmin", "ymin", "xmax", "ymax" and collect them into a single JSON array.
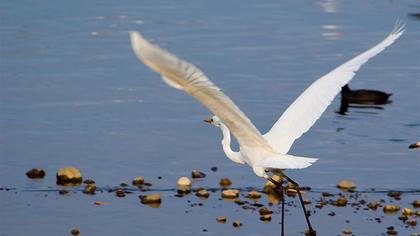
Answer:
[
  {"xmin": 56, "ymin": 167, "xmax": 82, "ymax": 185},
  {"xmin": 221, "ymin": 189, "xmax": 239, "ymax": 199},
  {"xmin": 337, "ymin": 180, "xmax": 356, "ymax": 190},
  {"xmin": 402, "ymin": 207, "xmax": 414, "ymax": 216},
  {"xmin": 83, "ymin": 184, "xmax": 96, "ymax": 195},
  {"xmin": 260, "ymin": 214, "xmax": 271, "ymax": 222},
  {"xmin": 219, "ymin": 178, "xmax": 232, "ymax": 187},
  {"xmin": 116, "ymin": 189, "xmax": 126, "ymax": 197},
  {"xmin": 196, "ymin": 189, "xmax": 209, "ymax": 198},
  {"xmin": 412, "ymin": 200, "xmax": 420, "ymax": 208},
  {"xmin": 383, "ymin": 204, "xmax": 400, "ymax": 213},
  {"xmin": 332, "ymin": 197, "xmax": 348, "ymax": 207},
  {"xmin": 71, "ymin": 228, "xmax": 80, "ymax": 235},
  {"xmin": 246, "ymin": 191, "xmax": 261, "ymax": 199},
  {"xmin": 342, "ymin": 228, "xmax": 352, "ymax": 235},
  {"xmin": 140, "ymin": 194, "xmax": 161, "ymax": 204},
  {"xmin": 216, "ymin": 216, "xmax": 227, "ymax": 223},
  {"xmin": 191, "ymin": 170, "xmax": 206, "ymax": 178},
  {"xmin": 259, "ymin": 207, "xmax": 273, "ymax": 216},
  {"xmin": 367, "ymin": 201, "xmax": 380, "ymax": 210},
  {"xmin": 26, "ymin": 169, "xmax": 46, "ymax": 179},
  {"xmin": 132, "ymin": 176, "xmax": 144, "ymax": 186}
]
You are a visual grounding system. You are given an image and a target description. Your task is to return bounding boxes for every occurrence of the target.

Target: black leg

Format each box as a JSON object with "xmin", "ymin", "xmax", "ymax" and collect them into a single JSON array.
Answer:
[
  {"xmin": 282, "ymin": 174, "xmax": 316, "ymax": 236},
  {"xmin": 267, "ymin": 177, "xmax": 285, "ymax": 236}
]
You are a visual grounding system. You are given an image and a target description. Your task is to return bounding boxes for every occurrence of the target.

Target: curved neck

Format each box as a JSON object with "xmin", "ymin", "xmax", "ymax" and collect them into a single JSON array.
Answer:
[{"xmin": 219, "ymin": 123, "xmax": 244, "ymax": 164}]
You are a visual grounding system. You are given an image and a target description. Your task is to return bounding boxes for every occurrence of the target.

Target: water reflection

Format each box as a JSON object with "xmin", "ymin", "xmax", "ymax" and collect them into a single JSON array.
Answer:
[
  {"xmin": 321, "ymin": 24, "xmax": 341, "ymax": 40},
  {"xmin": 318, "ymin": 0, "xmax": 338, "ymax": 13}
]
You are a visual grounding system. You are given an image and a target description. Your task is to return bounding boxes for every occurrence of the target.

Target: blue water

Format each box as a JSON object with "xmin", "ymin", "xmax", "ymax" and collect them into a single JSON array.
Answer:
[{"xmin": 1, "ymin": 0, "xmax": 419, "ymax": 235}]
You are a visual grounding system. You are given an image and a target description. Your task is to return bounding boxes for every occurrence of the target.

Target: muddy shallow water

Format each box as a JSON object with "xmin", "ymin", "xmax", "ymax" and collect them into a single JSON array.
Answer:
[{"xmin": 1, "ymin": 0, "xmax": 419, "ymax": 235}]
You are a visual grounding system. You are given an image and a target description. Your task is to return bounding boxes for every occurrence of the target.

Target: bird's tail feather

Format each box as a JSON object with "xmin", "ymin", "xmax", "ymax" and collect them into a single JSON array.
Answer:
[{"xmin": 262, "ymin": 154, "xmax": 318, "ymax": 170}]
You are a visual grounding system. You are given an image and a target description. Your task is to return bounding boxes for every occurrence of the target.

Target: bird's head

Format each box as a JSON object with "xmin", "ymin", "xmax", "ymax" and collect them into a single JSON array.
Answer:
[{"xmin": 204, "ymin": 115, "xmax": 222, "ymax": 127}]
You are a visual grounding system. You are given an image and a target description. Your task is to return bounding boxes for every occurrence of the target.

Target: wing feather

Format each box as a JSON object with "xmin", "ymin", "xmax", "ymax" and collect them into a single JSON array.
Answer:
[
  {"xmin": 263, "ymin": 22, "xmax": 405, "ymax": 154},
  {"xmin": 130, "ymin": 31, "xmax": 273, "ymax": 151}
]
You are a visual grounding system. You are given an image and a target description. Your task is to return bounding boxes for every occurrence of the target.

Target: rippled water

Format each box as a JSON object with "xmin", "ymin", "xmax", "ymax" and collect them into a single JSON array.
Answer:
[{"xmin": 1, "ymin": 0, "xmax": 419, "ymax": 235}]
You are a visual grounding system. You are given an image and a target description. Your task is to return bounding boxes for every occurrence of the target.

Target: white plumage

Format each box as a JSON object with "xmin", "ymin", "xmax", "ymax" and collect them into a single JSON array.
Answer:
[{"xmin": 129, "ymin": 22, "xmax": 405, "ymax": 178}]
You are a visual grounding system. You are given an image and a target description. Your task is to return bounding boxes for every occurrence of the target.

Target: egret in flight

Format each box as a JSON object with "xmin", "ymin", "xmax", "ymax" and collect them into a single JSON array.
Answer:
[{"xmin": 129, "ymin": 22, "xmax": 405, "ymax": 235}]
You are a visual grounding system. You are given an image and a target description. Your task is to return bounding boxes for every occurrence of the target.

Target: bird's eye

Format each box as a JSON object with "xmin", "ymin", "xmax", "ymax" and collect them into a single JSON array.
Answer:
[{"xmin": 211, "ymin": 119, "xmax": 213, "ymax": 122}]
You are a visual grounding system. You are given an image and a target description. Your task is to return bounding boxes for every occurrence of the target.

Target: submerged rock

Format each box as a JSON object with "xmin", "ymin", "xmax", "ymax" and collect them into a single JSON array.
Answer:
[
  {"xmin": 83, "ymin": 179, "xmax": 95, "ymax": 184},
  {"xmin": 56, "ymin": 167, "xmax": 82, "ymax": 185},
  {"xmin": 246, "ymin": 191, "xmax": 261, "ymax": 199},
  {"xmin": 132, "ymin": 176, "xmax": 144, "ymax": 186},
  {"xmin": 191, "ymin": 170, "xmax": 206, "ymax": 178},
  {"xmin": 26, "ymin": 168, "xmax": 46, "ymax": 179},
  {"xmin": 210, "ymin": 166, "xmax": 218, "ymax": 172},
  {"xmin": 221, "ymin": 189, "xmax": 239, "ymax": 199},
  {"xmin": 337, "ymin": 180, "xmax": 356, "ymax": 190},
  {"xmin": 219, "ymin": 178, "xmax": 232, "ymax": 187}
]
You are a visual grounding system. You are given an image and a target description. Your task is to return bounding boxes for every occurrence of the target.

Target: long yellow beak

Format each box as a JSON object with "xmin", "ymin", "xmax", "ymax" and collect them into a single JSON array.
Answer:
[{"xmin": 203, "ymin": 118, "xmax": 213, "ymax": 124}]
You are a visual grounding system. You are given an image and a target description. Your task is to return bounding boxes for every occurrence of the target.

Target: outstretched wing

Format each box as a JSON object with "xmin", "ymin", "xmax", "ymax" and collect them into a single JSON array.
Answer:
[
  {"xmin": 264, "ymin": 22, "xmax": 405, "ymax": 154},
  {"xmin": 130, "ymin": 31, "xmax": 273, "ymax": 151}
]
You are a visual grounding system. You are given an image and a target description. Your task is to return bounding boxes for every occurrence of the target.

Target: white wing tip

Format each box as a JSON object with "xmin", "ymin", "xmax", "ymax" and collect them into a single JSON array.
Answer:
[{"xmin": 390, "ymin": 20, "xmax": 406, "ymax": 37}]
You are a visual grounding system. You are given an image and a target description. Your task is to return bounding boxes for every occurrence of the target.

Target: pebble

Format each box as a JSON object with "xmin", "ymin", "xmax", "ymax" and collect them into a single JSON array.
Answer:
[
  {"xmin": 115, "ymin": 189, "xmax": 125, "ymax": 197},
  {"xmin": 71, "ymin": 228, "xmax": 80, "ymax": 235},
  {"xmin": 56, "ymin": 167, "xmax": 82, "ymax": 185},
  {"xmin": 196, "ymin": 189, "xmax": 210, "ymax": 198},
  {"xmin": 132, "ymin": 176, "xmax": 144, "ymax": 186},
  {"xmin": 94, "ymin": 201, "xmax": 108, "ymax": 205},
  {"xmin": 337, "ymin": 180, "xmax": 356, "ymax": 190},
  {"xmin": 322, "ymin": 192, "xmax": 334, "ymax": 197},
  {"xmin": 367, "ymin": 201, "xmax": 380, "ymax": 210},
  {"xmin": 383, "ymin": 205, "xmax": 400, "ymax": 213},
  {"xmin": 246, "ymin": 191, "xmax": 261, "ymax": 199},
  {"xmin": 216, "ymin": 216, "xmax": 227, "ymax": 223},
  {"xmin": 177, "ymin": 177, "xmax": 191, "ymax": 186},
  {"xmin": 412, "ymin": 200, "xmax": 420, "ymax": 208},
  {"xmin": 219, "ymin": 178, "xmax": 232, "ymax": 187},
  {"xmin": 402, "ymin": 207, "xmax": 414, "ymax": 216},
  {"xmin": 232, "ymin": 220, "xmax": 242, "ymax": 228},
  {"xmin": 342, "ymin": 228, "xmax": 352, "ymax": 234},
  {"xmin": 260, "ymin": 214, "xmax": 271, "ymax": 222},
  {"xmin": 210, "ymin": 166, "xmax": 218, "ymax": 172},
  {"xmin": 416, "ymin": 210, "xmax": 420, "ymax": 216},
  {"xmin": 139, "ymin": 194, "xmax": 162, "ymax": 204},
  {"xmin": 26, "ymin": 168, "xmax": 46, "ymax": 179},
  {"xmin": 406, "ymin": 220, "xmax": 417, "ymax": 226},
  {"xmin": 83, "ymin": 184, "xmax": 96, "ymax": 195},
  {"xmin": 303, "ymin": 199, "xmax": 312, "ymax": 205},
  {"xmin": 259, "ymin": 207, "xmax": 273, "ymax": 216},
  {"xmin": 332, "ymin": 197, "xmax": 348, "ymax": 207},
  {"xmin": 191, "ymin": 170, "xmax": 206, "ymax": 178},
  {"xmin": 221, "ymin": 189, "xmax": 239, "ymax": 199}
]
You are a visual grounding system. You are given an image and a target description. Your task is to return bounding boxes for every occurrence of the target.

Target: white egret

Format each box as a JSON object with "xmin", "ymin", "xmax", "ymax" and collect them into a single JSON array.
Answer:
[{"xmin": 129, "ymin": 22, "xmax": 405, "ymax": 235}]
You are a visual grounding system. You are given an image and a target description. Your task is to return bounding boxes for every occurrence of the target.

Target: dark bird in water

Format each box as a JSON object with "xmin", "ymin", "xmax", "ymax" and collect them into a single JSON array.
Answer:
[{"xmin": 341, "ymin": 84, "xmax": 392, "ymax": 105}]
